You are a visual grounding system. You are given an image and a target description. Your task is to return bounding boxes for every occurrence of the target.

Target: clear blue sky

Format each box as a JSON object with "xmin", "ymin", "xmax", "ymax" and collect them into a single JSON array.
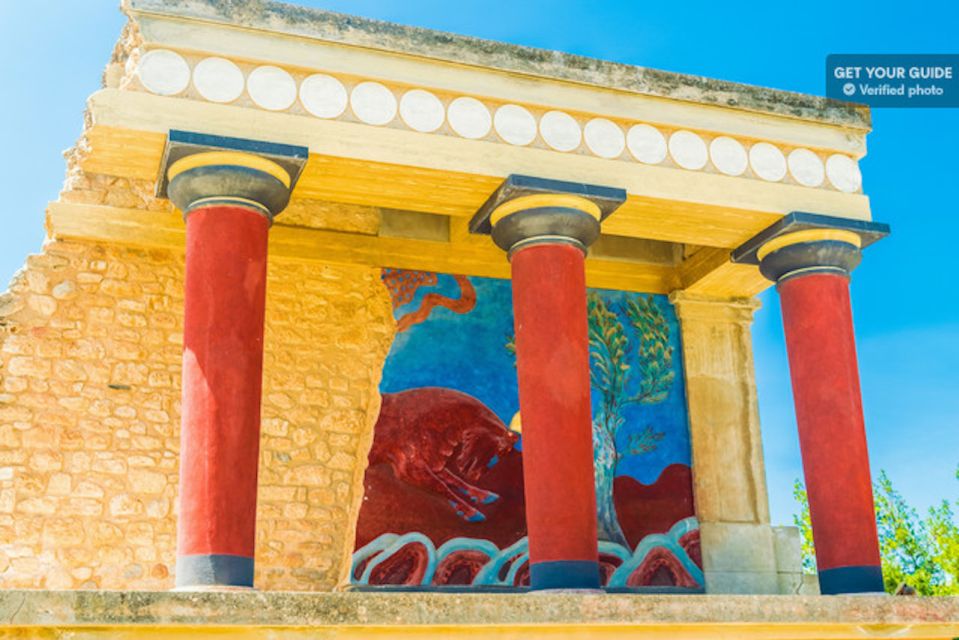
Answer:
[{"xmin": 1, "ymin": 1, "xmax": 956, "ymax": 525}]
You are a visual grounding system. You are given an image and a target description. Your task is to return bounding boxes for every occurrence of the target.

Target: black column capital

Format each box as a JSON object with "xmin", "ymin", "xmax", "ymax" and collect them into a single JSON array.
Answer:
[
  {"xmin": 469, "ymin": 174, "xmax": 626, "ymax": 257},
  {"xmin": 732, "ymin": 212, "xmax": 890, "ymax": 283},
  {"xmin": 156, "ymin": 130, "xmax": 308, "ymax": 222}
]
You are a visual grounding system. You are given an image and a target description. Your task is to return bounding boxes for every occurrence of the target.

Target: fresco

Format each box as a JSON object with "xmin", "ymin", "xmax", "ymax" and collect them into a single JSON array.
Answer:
[{"xmin": 352, "ymin": 270, "xmax": 701, "ymax": 590}]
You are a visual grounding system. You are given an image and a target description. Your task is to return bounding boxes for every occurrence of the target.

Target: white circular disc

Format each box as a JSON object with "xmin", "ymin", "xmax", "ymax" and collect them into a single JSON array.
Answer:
[
  {"xmin": 192, "ymin": 57, "xmax": 244, "ymax": 103},
  {"xmin": 350, "ymin": 81, "xmax": 398, "ymax": 126},
  {"xmin": 826, "ymin": 154, "xmax": 862, "ymax": 192},
  {"xmin": 299, "ymin": 74, "xmax": 348, "ymax": 118},
  {"xmin": 494, "ymin": 104, "xmax": 537, "ymax": 146},
  {"xmin": 447, "ymin": 96, "xmax": 492, "ymax": 139},
  {"xmin": 399, "ymin": 89, "xmax": 445, "ymax": 133},
  {"xmin": 247, "ymin": 65, "xmax": 297, "ymax": 111},
  {"xmin": 539, "ymin": 110, "xmax": 581, "ymax": 152},
  {"xmin": 709, "ymin": 136, "xmax": 748, "ymax": 176},
  {"xmin": 584, "ymin": 118, "xmax": 626, "ymax": 159},
  {"xmin": 749, "ymin": 142, "xmax": 787, "ymax": 182},
  {"xmin": 668, "ymin": 130, "xmax": 708, "ymax": 170},
  {"xmin": 626, "ymin": 124, "xmax": 667, "ymax": 164},
  {"xmin": 138, "ymin": 49, "xmax": 190, "ymax": 96},
  {"xmin": 788, "ymin": 148, "xmax": 826, "ymax": 187}
]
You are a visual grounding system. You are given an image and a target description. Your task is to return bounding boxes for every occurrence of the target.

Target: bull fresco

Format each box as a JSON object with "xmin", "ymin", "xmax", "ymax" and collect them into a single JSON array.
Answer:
[{"xmin": 352, "ymin": 270, "xmax": 701, "ymax": 590}]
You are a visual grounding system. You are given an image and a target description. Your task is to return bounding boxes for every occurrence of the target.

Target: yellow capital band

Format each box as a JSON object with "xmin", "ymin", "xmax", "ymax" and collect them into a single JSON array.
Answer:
[
  {"xmin": 757, "ymin": 228, "xmax": 862, "ymax": 261},
  {"xmin": 489, "ymin": 194, "xmax": 602, "ymax": 227},
  {"xmin": 167, "ymin": 151, "xmax": 291, "ymax": 189}
]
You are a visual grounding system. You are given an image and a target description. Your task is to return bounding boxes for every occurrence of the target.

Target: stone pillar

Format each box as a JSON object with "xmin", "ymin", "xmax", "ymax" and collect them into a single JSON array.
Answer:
[
  {"xmin": 669, "ymin": 292, "xmax": 780, "ymax": 594},
  {"xmin": 158, "ymin": 131, "xmax": 307, "ymax": 590},
  {"xmin": 470, "ymin": 175, "xmax": 625, "ymax": 590},
  {"xmin": 735, "ymin": 212, "xmax": 890, "ymax": 595}
]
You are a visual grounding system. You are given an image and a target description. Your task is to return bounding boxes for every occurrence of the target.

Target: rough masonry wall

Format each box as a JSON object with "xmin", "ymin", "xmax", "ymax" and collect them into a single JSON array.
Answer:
[{"xmin": 0, "ymin": 233, "xmax": 395, "ymax": 590}]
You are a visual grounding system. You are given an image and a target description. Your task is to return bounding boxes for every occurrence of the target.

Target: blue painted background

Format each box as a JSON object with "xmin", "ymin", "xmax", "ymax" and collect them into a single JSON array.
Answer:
[{"xmin": 380, "ymin": 273, "xmax": 690, "ymax": 486}]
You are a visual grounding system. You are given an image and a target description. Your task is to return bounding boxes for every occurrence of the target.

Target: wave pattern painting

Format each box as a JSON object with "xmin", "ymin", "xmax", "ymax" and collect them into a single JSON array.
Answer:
[{"xmin": 353, "ymin": 518, "xmax": 703, "ymax": 588}]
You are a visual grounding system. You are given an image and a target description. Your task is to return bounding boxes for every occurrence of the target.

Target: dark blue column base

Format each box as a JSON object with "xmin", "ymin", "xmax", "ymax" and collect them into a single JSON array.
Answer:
[
  {"xmin": 818, "ymin": 565, "xmax": 884, "ymax": 594},
  {"xmin": 529, "ymin": 560, "xmax": 601, "ymax": 590},
  {"xmin": 176, "ymin": 554, "xmax": 254, "ymax": 589}
]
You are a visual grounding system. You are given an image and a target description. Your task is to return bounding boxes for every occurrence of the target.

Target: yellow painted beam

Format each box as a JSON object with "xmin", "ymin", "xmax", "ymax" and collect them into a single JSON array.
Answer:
[
  {"xmin": 81, "ymin": 89, "xmax": 873, "ymax": 250},
  {"xmin": 74, "ymin": 124, "xmax": 832, "ymax": 251},
  {"xmin": 46, "ymin": 202, "xmax": 680, "ymax": 294},
  {"xmin": 679, "ymin": 247, "xmax": 771, "ymax": 298},
  {"xmin": 606, "ymin": 198, "xmax": 779, "ymax": 249},
  {"xmin": 295, "ymin": 152, "xmax": 499, "ymax": 218},
  {"xmin": 81, "ymin": 125, "xmax": 166, "ymax": 181},
  {"xmin": 448, "ymin": 217, "xmax": 473, "ymax": 243}
]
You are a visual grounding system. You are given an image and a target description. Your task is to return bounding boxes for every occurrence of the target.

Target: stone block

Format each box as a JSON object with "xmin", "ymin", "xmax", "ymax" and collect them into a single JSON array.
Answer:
[
  {"xmin": 777, "ymin": 571, "xmax": 804, "ymax": 595},
  {"xmin": 128, "ymin": 469, "xmax": 168, "ymax": 494},
  {"xmin": 800, "ymin": 573, "xmax": 822, "ymax": 595},
  {"xmin": 6, "ymin": 356, "xmax": 51, "ymax": 378},
  {"xmin": 704, "ymin": 570, "xmax": 780, "ymax": 594},
  {"xmin": 700, "ymin": 522, "xmax": 777, "ymax": 573},
  {"xmin": 772, "ymin": 525, "xmax": 803, "ymax": 574}
]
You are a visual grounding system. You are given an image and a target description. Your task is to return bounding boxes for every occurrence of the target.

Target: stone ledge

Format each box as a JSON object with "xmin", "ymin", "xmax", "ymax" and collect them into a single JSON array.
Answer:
[
  {"xmin": 0, "ymin": 591, "xmax": 957, "ymax": 638},
  {"xmin": 123, "ymin": 0, "xmax": 871, "ymax": 130}
]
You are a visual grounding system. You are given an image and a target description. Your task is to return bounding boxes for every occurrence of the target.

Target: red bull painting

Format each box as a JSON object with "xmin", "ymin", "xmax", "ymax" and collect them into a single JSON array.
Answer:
[{"xmin": 352, "ymin": 270, "xmax": 701, "ymax": 591}]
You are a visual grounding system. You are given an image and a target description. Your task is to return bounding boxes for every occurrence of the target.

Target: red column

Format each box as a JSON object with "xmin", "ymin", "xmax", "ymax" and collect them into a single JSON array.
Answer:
[
  {"xmin": 471, "ymin": 175, "xmax": 624, "ymax": 590},
  {"xmin": 159, "ymin": 133, "xmax": 305, "ymax": 590},
  {"xmin": 778, "ymin": 272, "xmax": 883, "ymax": 594},
  {"xmin": 511, "ymin": 242, "xmax": 600, "ymax": 590},
  {"xmin": 176, "ymin": 204, "xmax": 270, "ymax": 589}
]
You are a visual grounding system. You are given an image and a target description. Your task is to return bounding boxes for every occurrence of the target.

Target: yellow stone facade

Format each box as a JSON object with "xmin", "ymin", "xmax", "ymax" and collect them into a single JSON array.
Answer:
[
  {"xmin": 0, "ymin": 0, "xmax": 883, "ymax": 601},
  {"xmin": 2, "ymin": 1, "xmax": 958, "ymax": 637},
  {"xmin": 0, "ymin": 174, "xmax": 396, "ymax": 588}
]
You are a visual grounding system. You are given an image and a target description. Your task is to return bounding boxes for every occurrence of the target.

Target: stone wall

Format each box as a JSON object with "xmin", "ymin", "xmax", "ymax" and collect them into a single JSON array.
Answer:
[
  {"xmin": 670, "ymin": 292, "xmax": 806, "ymax": 594},
  {"xmin": 0, "ymin": 237, "xmax": 395, "ymax": 590}
]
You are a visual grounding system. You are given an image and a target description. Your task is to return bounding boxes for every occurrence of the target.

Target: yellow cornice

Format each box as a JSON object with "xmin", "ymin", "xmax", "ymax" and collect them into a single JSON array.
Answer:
[{"xmin": 45, "ymin": 202, "xmax": 684, "ymax": 295}]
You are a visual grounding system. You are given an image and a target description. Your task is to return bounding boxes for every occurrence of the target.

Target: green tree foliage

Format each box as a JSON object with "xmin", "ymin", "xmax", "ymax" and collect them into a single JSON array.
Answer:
[
  {"xmin": 588, "ymin": 293, "xmax": 631, "ymax": 440},
  {"xmin": 794, "ymin": 467, "xmax": 959, "ymax": 595},
  {"xmin": 792, "ymin": 480, "xmax": 817, "ymax": 575},
  {"xmin": 587, "ymin": 292, "xmax": 674, "ymax": 446},
  {"xmin": 624, "ymin": 295, "xmax": 675, "ymax": 406}
]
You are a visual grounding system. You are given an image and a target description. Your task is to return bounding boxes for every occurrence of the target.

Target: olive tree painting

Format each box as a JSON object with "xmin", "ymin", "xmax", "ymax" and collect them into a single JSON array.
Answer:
[{"xmin": 588, "ymin": 292, "xmax": 675, "ymax": 546}]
